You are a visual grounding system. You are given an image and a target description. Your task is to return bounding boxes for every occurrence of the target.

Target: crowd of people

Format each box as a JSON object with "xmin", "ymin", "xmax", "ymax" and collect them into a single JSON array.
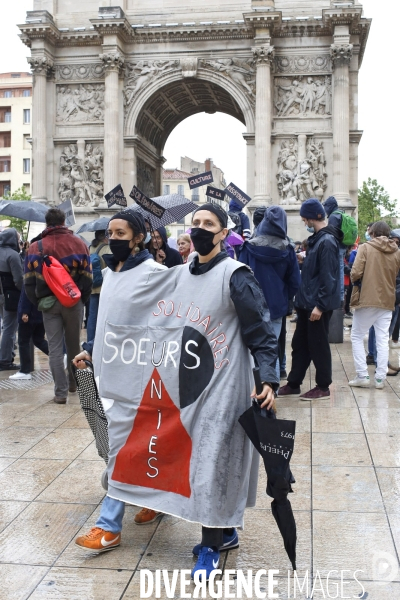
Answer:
[{"xmin": 1, "ymin": 194, "xmax": 400, "ymax": 580}]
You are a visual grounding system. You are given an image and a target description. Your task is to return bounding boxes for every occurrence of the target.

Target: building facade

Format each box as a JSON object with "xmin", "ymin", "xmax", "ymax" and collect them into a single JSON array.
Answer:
[
  {"xmin": 162, "ymin": 156, "xmax": 226, "ymax": 238},
  {"xmin": 19, "ymin": 0, "xmax": 370, "ymax": 238},
  {"xmin": 0, "ymin": 73, "xmax": 32, "ymax": 198}
]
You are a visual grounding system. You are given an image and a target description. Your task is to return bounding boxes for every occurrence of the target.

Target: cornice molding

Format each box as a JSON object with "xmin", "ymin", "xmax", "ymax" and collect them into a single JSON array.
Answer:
[
  {"xmin": 18, "ymin": 9, "xmax": 370, "ymax": 65},
  {"xmin": 90, "ymin": 18, "xmax": 132, "ymax": 43},
  {"xmin": 19, "ymin": 22, "xmax": 61, "ymax": 48}
]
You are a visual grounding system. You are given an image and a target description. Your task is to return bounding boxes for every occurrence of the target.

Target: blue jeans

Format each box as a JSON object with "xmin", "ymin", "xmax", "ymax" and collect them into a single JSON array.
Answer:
[
  {"xmin": 86, "ymin": 293, "xmax": 100, "ymax": 345},
  {"xmin": 264, "ymin": 309, "xmax": 282, "ymax": 379},
  {"xmin": 96, "ymin": 496, "xmax": 125, "ymax": 533},
  {"xmin": 339, "ymin": 247, "xmax": 346, "ymax": 301}
]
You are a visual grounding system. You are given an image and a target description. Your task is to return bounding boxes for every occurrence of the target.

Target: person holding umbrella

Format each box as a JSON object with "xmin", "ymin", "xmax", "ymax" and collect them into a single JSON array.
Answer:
[{"xmin": 73, "ymin": 203, "xmax": 279, "ymax": 583}]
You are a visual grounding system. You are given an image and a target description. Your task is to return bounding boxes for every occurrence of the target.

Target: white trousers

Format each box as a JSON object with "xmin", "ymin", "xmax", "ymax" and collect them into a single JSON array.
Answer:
[{"xmin": 351, "ymin": 307, "xmax": 392, "ymax": 380}]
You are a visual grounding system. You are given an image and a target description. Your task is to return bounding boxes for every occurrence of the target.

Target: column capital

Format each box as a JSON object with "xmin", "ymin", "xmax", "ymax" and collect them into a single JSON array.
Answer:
[
  {"xmin": 330, "ymin": 43, "xmax": 353, "ymax": 65},
  {"xmin": 252, "ymin": 45, "xmax": 275, "ymax": 65},
  {"xmin": 27, "ymin": 56, "xmax": 54, "ymax": 77},
  {"xmin": 100, "ymin": 52, "xmax": 125, "ymax": 74}
]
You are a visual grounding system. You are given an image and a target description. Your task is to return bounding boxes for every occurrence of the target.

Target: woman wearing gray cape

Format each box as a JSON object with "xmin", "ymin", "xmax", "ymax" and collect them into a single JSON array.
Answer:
[{"xmin": 73, "ymin": 203, "xmax": 279, "ymax": 582}]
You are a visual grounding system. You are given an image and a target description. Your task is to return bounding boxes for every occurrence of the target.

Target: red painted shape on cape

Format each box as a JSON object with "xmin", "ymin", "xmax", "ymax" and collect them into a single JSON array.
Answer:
[{"xmin": 111, "ymin": 368, "xmax": 192, "ymax": 498}]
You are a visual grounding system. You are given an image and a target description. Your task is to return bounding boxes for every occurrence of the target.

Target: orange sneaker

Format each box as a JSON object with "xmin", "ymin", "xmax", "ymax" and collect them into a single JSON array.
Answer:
[
  {"xmin": 134, "ymin": 507, "xmax": 162, "ymax": 525},
  {"xmin": 75, "ymin": 527, "xmax": 121, "ymax": 552}
]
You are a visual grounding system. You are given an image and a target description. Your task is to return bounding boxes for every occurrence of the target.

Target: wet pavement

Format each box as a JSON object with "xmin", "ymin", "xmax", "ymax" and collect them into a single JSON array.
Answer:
[{"xmin": 0, "ymin": 320, "xmax": 399, "ymax": 599}]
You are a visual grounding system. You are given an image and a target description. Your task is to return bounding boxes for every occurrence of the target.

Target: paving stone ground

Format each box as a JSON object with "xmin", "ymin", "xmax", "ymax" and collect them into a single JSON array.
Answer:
[{"xmin": 0, "ymin": 319, "xmax": 399, "ymax": 599}]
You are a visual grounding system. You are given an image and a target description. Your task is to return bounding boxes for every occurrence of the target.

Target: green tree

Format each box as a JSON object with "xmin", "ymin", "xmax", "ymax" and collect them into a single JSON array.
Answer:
[
  {"xmin": 0, "ymin": 187, "xmax": 31, "ymax": 237},
  {"xmin": 358, "ymin": 178, "xmax": 397, "ymax": 241}
]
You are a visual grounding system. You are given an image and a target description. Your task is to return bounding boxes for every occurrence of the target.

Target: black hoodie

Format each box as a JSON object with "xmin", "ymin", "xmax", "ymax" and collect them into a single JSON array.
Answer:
[
  {"xmin": 294, "ymin": 225, "xmax": 342, "ymax": 312},
  {"xmin": 153, "ymin": 226, "xmax": 182, "ymax": 268}
]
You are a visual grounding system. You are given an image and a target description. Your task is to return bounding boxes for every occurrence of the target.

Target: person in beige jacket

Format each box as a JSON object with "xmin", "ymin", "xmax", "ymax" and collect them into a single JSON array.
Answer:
[{"xmin": 349, "ymin": 221, "xmax": 400, "ymax": 389}]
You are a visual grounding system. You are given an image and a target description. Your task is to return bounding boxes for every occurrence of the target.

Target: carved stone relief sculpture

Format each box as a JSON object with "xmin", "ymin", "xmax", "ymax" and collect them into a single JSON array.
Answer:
[
  {"xmin": 274, "ymin": 76, "xmax": 332, "ymax": 117},
  {"xmin": 124, "ymin": 60, "xmax": 179, "ymax": 107},
  {"xmin": 56, "ymin": 63, "xmax": 105, "ymax": 81},
  {"xmin": 58, "ymin": 143, "xmax": 104, "ymax": 207},
  {"xmin": 56, "ymin": 84, "xmax": 105, "ymax": 123},
  {"xmin": 277, "ymin": 137, "xmax": 327, "ymax": 204},
  {"xmin": 275, "ymin": 54, "xmax": 331, "ymax": 73},
  {"xmin": 200, "ymin": 57, "xmax": 255, "ymax": 103},
  {"xmin": 137, "ymin": 158, "xmax": 156, "ymax": 198}
]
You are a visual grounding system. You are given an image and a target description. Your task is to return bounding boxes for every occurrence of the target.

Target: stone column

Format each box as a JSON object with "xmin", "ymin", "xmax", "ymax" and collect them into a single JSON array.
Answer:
[
  {"xmin": 252, "ymin": 44, "xmax": 274, "ymax": 205},
  {"xmin": 243, "ymin": 133, "xmax": 255, "ymax": 202},
  {"xmin": 27, "ymin": 56, "xmax": 53, "ymax": 204},
  {"xmin": 331, "ymin": 40, "xmax": 353, "ymax": 205},
  {"xmin": 100, "ymin": 52, "xmax": 125, "ymax": 198}
]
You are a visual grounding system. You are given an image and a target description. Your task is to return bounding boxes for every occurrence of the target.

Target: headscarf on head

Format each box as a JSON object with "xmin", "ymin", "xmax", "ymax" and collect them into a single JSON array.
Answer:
[{"xmin": 193, "ymin": 203, "xmax": 228, "ymax": 229}]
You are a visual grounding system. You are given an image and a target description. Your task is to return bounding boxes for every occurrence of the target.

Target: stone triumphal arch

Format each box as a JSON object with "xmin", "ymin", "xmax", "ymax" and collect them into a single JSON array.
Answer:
[{"xmin": 19, "ymin": 0, "xmax": 370, "ymax": 232}]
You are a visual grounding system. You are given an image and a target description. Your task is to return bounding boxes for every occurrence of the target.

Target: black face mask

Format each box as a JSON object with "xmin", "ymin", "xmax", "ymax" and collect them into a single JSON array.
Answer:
[
  {"xmin": 190, "ymin": 227, "xmax": 222, "ymax": 256},
  {"xmin": 109, "ymin": 239, "xmax": 133, "ymax": 262}
]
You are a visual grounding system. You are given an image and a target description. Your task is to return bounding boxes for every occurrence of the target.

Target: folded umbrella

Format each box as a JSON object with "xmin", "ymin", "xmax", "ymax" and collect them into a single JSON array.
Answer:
[
  {"xmin": 0, "ymin": 200, "xmax": 48, "ymax": 223},
  {"xmin": 75, "ymin": 216, "xmax": 110, "ymax": 234},
  {"xmin": 132, "ymin": 193, "xmax": 198, "ymax": 229},
  {"xmin": 72, "ymin": 361, "xmax": 109, "ymax": 463},
  {"xmin": 239, "ymin": 368, "xmax": 297, "ymax": 570}
]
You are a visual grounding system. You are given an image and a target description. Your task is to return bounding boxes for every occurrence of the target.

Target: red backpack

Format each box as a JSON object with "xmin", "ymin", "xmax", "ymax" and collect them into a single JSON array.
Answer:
[{"xmin": 38, "ymin": 239, "xmax": 81, "ymax": 307}]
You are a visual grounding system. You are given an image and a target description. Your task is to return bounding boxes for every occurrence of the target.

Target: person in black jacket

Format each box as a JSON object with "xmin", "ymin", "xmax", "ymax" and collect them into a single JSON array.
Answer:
[
  {"xmin": 0, "ymin": 228, "xmax": 23, "ymax": 371},
  {"xmin": 323, "ymin": 195, "xmax": 347, "ymax": 303},
  {"xmin": 9, "ymin": 286, "xmax": 49, "ymax": 380},
  {"xmin": 279, "ymin": 198, "xmax": 342, "ymax": 400},
  {"xmin": 149, "ymin": 226, "xmax": 183, "ymax": 268}
]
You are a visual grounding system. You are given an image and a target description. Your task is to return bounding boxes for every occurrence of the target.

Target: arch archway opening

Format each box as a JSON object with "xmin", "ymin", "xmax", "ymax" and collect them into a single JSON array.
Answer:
[
  {"xmin": 135, "ymin": 77, "xmax": 246, "ymax": 153},
  {"xmin": 129, "ymin": 77, "xmax": 251, "ymax": 203}
]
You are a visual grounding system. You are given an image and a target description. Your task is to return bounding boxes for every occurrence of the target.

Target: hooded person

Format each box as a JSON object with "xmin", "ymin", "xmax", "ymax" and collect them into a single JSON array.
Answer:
[
  {"xmin": 322, "ymin": 195, "xmax": 347, "ymax": 302},
  {"xmin": 349, "ymin": 221, "xmax": 400, "ymax": 389},
  {"xmin": 278, "ymin": 198, "xmax": 342, "ymax": 401},
  {"xmin": 251, "ymin": 206, "xmax": 267, "ymax": 238},
  {"xmin": 238, "ymin": 206, "xmax": 301, "ymax": 378},
  {"xmin": 0, "ymin": 228, "xmax": 23, "ymax": 370},
  {"xmin": 150, "ymin": 226, "xmax": 183, "ymax": 268},
  {"xmin": 228, "ymin": 199, "xmax": 251, "ymax": 241},
  {"xmin": 73, "ymin": 202, "xmax": 279, "ymax": 582}
]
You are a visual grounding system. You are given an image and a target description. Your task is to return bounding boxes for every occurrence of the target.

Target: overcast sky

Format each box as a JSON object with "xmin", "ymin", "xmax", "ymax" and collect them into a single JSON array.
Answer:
[{"xmin": 1, "ymin": 0, "xmax": 397, "ymax": 201}]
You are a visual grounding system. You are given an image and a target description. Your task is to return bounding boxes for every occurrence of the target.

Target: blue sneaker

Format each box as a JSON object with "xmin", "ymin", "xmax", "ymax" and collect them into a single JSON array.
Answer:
[
  {"xmin": 191, "ymin": 546, "xmax": 220, "ymax": 581},
  {"xmin": 192, "ymin": 528, "xmax": 239, "ymax": 556}
]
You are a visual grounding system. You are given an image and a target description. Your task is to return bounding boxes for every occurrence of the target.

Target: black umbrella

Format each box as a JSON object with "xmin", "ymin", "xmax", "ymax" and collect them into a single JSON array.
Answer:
[
  {"xmin": 132, "ymin": 193, "xmax": 198, "ymax": 229},
  {"xmin": 0, "ymin": 200, "xmax": 48, "ymax": 223},
  {"xmin": 72, "ymin": 361, "xmax": 109, "ymax": 464},
  {"xmin": 239, "ymin": 369, "xmax": 297, "ymax": 570},
  {"xmin": 75, "ymin": 216, "xmax": 110, "ymax": 234}
]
